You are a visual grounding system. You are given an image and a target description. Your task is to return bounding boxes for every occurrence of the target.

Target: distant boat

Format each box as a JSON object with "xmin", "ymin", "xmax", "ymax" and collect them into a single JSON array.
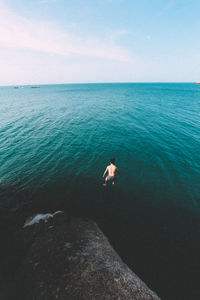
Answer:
[
  {"xmin": 196, "ymin": 82, "xmax": 200, "ymax": 84},
  {"xmin": 31, "ymin": 86, "xmax": 40, "ymax": 88}
]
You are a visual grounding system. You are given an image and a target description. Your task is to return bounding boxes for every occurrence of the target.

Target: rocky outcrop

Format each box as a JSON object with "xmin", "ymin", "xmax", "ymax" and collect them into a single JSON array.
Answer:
[{"xmin": 10, "ymin": 212, "xmax": 160, "ymax": 300}]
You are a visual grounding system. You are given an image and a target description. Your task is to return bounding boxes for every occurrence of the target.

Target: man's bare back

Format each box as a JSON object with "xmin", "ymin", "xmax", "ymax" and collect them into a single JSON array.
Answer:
[
  {"xmin": 103, "ymin": 158, "xmax": 120, "ymax": 186},
  {"xmin": 107, "ymin": 164, "xmax": 118, "ymax": 177}
]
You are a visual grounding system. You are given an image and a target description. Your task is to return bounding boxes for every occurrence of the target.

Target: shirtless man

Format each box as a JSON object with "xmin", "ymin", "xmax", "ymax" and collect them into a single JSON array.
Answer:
[{"xmin": 103, "ymin": 158, "xmax": 120, "ymax": 186}]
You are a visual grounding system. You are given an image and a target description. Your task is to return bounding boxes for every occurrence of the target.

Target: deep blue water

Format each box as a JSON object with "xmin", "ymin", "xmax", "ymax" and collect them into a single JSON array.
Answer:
[{"xmin": 0, "ymin": 83, "xmax": 200, "ymax": 299}]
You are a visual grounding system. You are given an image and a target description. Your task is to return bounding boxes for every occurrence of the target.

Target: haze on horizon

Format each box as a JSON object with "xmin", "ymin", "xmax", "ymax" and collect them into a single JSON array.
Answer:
[{"xmin": 0, "ymin": 0, "xmax": 200, "ymax": 86}]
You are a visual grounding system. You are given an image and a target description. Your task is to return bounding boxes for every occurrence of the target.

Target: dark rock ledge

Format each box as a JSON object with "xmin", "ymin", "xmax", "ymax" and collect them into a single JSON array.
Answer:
[{"xmin": 8, "ymin": 212, "xmax": 160, "ymax": 300}]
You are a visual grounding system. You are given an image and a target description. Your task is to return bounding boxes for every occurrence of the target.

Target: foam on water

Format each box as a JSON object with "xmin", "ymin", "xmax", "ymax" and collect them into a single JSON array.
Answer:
[{"xmin": 23, "ymin": 211, "xmax": 63, "ymax": 228}]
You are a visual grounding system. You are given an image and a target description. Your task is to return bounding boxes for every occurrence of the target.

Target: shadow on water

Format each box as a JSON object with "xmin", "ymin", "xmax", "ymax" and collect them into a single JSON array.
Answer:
[
  {"xmin": 69, "ymin": 182, "xmax": 200, "ymax": 300},
  {"xmin": 1, "ymin": 180, "xmax": 200, "ymax": 300}
]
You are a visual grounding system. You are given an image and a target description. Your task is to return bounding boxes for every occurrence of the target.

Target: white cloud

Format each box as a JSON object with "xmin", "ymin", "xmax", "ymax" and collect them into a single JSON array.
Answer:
[
  {"xmin": 165, "ymin": 1, "xmax": 176, "ymax": 10},
  {"xmin": 109, "ymin": 29, "xmax": 129, "ymax": 42},
  {"xmin": 0, "ymin": 3, "xmax": 132, "ymax": 62},
  {"xmin": 158, "ymin": 1, "xmax": 176, "ymax": 16},
  {"xmin": 39, "ymin": 0, "xmax": 58, "ymax": 3}
]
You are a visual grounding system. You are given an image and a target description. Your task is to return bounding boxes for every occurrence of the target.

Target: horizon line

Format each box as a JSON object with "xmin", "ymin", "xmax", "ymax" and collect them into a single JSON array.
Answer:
[{"xmin": 0, "ymin": 81, "xmax": 197, "ymax": 87}]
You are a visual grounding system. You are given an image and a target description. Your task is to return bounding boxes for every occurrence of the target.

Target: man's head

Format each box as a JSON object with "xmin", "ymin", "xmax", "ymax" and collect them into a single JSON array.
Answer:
[{"xmin": 110, "ymin": 158, "xmax": 115, "ymax": 164}]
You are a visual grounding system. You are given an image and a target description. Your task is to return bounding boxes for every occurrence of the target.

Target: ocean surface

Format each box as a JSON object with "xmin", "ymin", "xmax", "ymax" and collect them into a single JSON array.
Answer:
[{"xmin": 0, "ymin": 83, "xmax": 200, "ymax": 299}]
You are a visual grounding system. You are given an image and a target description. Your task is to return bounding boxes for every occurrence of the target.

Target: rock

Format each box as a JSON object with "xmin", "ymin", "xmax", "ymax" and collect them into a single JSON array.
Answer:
[{"xmin": 11, "ymin": 212, "xmax": 160, "ymax": 300}]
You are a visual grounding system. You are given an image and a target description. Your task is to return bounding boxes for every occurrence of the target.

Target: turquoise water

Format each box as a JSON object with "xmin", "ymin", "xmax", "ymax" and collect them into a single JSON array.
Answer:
[
  {"xmin": 1, "ymin": 83, "xmax": 200, "ymax": 209},
  {"xmin": 1, "ymin": 83, "xmax": 200, "ymax": 299}
]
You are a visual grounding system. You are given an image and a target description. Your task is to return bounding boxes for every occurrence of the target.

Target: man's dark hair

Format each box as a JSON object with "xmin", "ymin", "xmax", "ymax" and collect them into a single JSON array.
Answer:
[{"xmin": 110, "ymin": 158, "xmax": 115, "ymax": 164}]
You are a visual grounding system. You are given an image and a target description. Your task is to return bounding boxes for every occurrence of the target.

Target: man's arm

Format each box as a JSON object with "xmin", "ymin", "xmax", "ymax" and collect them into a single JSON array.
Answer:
[
  {"xmin": 103, "ymin": 167, "xmax": 108, "ymax": 177},
  {"xmin": 116, "ymin": 167, "xmax": 120, "ymax": 176}
]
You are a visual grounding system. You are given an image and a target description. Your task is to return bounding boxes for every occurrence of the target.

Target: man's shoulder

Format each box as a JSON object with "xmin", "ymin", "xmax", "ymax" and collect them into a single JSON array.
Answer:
[{"xmin": 111, "ymin": 165, "xmax": 117, "ymax": 170}]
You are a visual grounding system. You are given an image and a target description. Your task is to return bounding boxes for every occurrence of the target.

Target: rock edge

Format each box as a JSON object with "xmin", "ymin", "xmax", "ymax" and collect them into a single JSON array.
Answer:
[{"xmin": 11, "ymin": 212, "xmax": 161, "ymax": 300}]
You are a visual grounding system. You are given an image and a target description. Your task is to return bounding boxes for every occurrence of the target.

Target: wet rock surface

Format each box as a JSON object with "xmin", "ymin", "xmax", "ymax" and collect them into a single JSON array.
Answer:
[{"xmin": 3, "ymin": 212, "xmax": 160, "ymax": 300}]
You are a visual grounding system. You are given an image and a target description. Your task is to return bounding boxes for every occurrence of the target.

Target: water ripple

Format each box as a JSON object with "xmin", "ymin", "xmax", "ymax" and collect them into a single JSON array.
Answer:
[{"xmin": 0, "ymin": 83, "xmax": 200, "ymax": 211}]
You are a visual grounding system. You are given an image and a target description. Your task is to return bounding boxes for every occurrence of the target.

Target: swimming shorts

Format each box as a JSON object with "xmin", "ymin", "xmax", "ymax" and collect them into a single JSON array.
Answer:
[{"xmin": 106, "ymin": 175, "xmax": 116, "ymax": 181}]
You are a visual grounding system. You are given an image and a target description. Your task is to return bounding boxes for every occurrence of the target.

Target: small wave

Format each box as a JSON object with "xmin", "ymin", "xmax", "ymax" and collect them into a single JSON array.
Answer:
[{"xmin": 23, "ymin": 211, "xmax": 63, "ymax": 228}]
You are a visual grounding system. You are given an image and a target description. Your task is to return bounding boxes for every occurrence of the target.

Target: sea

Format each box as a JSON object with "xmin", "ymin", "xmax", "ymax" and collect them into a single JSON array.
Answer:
[{"xmin": 0, "ymin": 83, "xmax": 200, "ymax": 299}]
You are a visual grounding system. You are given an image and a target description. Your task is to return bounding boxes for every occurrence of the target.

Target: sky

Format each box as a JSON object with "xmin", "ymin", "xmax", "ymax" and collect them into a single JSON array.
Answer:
[{"xmin": 0, "ymin": 0, "xmax": 200, "ymax": 85}]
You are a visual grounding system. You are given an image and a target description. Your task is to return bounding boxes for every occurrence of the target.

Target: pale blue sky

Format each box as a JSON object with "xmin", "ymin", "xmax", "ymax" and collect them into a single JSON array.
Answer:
[{"xmin": 0, "ymin": 0, "xmax": 200, "ymax": 85}]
